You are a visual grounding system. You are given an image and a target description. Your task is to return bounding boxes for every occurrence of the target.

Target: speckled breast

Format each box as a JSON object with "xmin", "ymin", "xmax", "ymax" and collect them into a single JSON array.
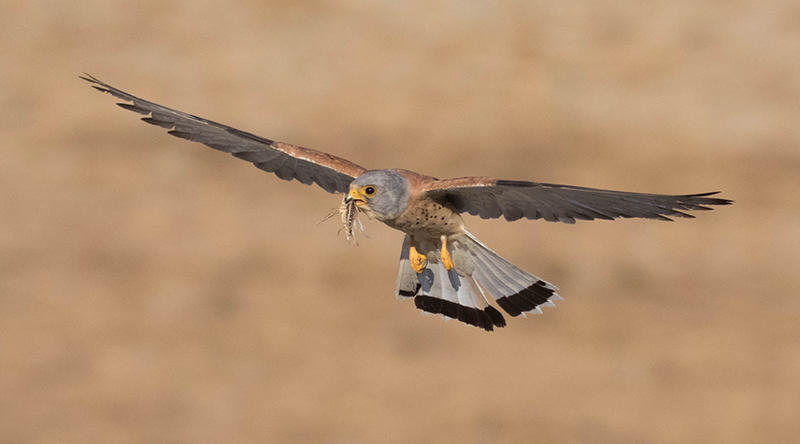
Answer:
[{"xmin": 385, "ymin": 196, "xmax": 465, "ymax": 237}]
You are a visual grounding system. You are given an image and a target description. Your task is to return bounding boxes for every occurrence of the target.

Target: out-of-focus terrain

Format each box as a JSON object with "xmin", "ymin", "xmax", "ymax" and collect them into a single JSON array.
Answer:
[{"xmin": 1, "ymin": 1, "xmax": 798, "ymax": 443}]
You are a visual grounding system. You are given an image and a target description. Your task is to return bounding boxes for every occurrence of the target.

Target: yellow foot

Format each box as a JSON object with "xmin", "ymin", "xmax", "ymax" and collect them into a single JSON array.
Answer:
[
  {"xmin": 409, "ymin": 245, "xmax": 428, "ymax": 274},
  {"xmin": 408, "ymin": 235, "xmax": 428, "ymax": 274},
  {"xmin": 440, "ymin": 235, "xmax": 454, "ymax": 271}
]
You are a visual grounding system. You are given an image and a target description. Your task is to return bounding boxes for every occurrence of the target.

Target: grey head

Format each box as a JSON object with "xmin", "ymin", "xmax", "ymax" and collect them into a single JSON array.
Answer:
[{"xmin": 347, "ymin": 169, "xmax": 411, "ymax": 221}]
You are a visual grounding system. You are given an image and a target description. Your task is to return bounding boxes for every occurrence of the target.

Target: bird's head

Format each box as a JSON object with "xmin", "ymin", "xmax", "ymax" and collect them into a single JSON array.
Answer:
[{"xmin": 346, "ymin": 169, "xmax": 410, "ymax": 221}]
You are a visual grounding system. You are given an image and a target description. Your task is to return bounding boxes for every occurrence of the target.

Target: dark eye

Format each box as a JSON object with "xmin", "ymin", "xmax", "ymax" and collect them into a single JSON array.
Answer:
[{"xmin": 363, "ymin": 186, "xmax": 377, "ymax": 197}]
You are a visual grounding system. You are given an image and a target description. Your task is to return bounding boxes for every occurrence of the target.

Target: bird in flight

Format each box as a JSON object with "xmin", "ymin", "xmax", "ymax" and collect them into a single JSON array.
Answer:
[{"xmin": 83, "ymin": 74, "xmax": 731, "ymax": 332}]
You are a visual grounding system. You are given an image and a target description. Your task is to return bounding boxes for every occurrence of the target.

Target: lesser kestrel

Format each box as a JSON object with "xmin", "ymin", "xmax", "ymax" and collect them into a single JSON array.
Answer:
[{"xmin": 83, "ymin": 75, "xmax": 731, "ymax": 331}]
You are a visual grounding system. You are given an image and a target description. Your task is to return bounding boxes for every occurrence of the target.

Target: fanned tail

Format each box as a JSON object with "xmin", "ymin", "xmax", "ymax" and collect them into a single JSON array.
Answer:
[{"xmin": 394, "ymin": 231, "xmax": 562, "ymax": 331}]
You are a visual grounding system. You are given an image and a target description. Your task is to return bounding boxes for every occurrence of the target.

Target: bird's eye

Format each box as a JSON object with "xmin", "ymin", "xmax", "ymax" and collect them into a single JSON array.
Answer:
[{"xmin": 363, "ymin": 186, "xmax": 377, "ymax": 197}]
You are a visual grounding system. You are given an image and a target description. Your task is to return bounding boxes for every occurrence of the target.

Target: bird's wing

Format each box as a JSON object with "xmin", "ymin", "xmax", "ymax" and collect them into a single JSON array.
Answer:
[
  {"xmin": 82, "ymin": 74, "xmax": 367, "ymax": 194},
  {"xmin": 422, "ymin": 177, "xmax": 732, "ymax": 223}
]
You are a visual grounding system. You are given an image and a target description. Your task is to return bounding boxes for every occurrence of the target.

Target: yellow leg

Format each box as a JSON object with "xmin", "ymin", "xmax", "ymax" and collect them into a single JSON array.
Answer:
[
  {"xmin": 440, "ymin": 235, "xmax": 454, "ymax": 271},
  {"xmin": 408, "ymin": 235, "xmax": 428, "ymax": 274}
]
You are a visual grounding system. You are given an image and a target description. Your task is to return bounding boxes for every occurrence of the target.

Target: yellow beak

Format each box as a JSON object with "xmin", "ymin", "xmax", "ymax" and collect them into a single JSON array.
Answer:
[{"xmin": 346, "ymin": 188, "xmax": 366, "ymax": 206}]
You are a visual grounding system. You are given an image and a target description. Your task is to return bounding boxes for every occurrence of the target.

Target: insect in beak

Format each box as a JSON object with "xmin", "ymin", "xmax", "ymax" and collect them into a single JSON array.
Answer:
[{"xmin": 318, "ymin": 193, "xmax": 369, "ymax": 244}]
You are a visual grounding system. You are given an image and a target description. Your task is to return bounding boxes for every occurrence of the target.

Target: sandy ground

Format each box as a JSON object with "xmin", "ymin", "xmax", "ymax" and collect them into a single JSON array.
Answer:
[{"xmin": 1, "ymin": 1, "xmax": 799, "ymax": 443}]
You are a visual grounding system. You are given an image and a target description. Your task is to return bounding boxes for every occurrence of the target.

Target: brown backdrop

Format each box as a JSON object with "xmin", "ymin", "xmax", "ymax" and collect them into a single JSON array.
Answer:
[{"xmin": 1, "ymin": 1, "xmax": 798, "ymax": 443}]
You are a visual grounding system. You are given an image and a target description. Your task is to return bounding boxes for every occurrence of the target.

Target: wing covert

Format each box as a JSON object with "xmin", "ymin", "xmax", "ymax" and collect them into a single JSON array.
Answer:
[{"xmin": 83, "ymin": 74, "xmax": 366, "ymax": 193}]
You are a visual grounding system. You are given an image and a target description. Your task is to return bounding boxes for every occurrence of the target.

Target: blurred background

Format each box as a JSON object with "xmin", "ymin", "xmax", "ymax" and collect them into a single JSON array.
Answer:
[{"xmin": 1, "ymin": 1, "xmax": 798, "ymax": 443}]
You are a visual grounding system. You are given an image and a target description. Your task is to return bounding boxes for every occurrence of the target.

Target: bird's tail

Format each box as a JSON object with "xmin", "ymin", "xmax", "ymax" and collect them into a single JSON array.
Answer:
[{"xmin": 395, "ymin": 231, "xmax": 561, "ymax": 331}]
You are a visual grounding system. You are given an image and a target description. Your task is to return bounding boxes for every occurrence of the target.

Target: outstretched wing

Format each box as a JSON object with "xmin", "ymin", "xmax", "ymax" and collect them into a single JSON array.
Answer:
[
  {"xmin": 82, "ymin": 74, "xmax": 366, "ymax": 194},
  {"xmin": 423, "ymin": 177, "xmax": 732, "ymax": 223}
]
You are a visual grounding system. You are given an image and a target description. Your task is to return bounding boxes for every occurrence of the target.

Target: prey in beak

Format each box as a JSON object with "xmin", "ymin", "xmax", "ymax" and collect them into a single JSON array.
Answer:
[{"xmin": 319, "ymin": 187, "xmax": 369, "ymax": 244}]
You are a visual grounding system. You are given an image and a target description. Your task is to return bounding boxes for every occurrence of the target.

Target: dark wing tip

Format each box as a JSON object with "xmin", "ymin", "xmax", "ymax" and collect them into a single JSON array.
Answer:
[
  {"xmin": 81, "ymin": 73, "xmax": 107, "ymax": 90},
  {"xmin": 682, "ymin": 191, "xmax": 734, "ymax": 206}
]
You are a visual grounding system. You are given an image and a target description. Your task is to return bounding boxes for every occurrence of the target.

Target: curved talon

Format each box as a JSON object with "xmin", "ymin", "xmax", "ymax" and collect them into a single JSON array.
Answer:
[
  {"xmin": 440, "ymin": 235, "xmax": 454, "ymax": 271},
  {"xmin": 408, "ymin": 235, "xmax": 428, "ymax": 274}
]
